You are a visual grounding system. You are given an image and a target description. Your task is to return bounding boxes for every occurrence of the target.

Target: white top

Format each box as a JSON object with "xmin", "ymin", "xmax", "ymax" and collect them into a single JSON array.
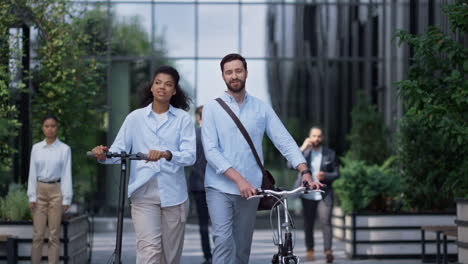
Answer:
[
  {"xmin": 27, "ymin": 138, "xmax": 73, "ymax": 205},
  {"xmin": 308, "ymin": 147, "xmax": 323, "ymax": 200},
  {"xmin": 153, "ymin": 111, "xmax": 168, "ymax": 129}
]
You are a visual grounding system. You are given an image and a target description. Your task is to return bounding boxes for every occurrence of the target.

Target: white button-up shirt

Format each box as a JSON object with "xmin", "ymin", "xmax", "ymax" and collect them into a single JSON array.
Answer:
[
  {"xmin": 101, "ymin": 103, "xmax": 196, "ymax": 207},
  {"xmin": 27, "ymin": 139, "xmax": 73, "ymax": 205}
]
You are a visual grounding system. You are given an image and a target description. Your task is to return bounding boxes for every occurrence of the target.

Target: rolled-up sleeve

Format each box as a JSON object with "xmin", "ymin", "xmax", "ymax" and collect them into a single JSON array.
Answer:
[
  {"xmin": 265, "ymin": 105, "xmax": 305, "ymax": 169},
  {"xmin": 201, "ymin": 103, "xmax": 233, "ymax": 174},
  {"xmin": 170, "ymin": 115, "xmax": 196, "ymax": 166}
]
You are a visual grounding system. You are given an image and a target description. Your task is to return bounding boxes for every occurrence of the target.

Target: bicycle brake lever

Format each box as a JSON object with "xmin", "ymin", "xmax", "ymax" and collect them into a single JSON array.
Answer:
[{"xmin": 302, "ymin": 181, "xmax": 311, "ymax": 193}]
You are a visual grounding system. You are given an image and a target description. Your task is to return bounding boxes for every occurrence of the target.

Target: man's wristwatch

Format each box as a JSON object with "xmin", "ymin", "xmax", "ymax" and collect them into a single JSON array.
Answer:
[
  {"xmin": 300, "ymin": 169, "xmax": 312, "ymax": 176},
  {"xmin": 165, "ymin": 150, "xmax": 173, "ymax": 161}
]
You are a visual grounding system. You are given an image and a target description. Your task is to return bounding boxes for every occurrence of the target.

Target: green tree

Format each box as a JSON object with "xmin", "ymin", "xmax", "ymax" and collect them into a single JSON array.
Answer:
[
  {"xmin": 74, "ymin": 5, "xmax": 171, "ymax": 109},
  {"xmin": 1, "ymin": 0, "xmax": 104, "ymax": 205},
  {"xmin": 394, "ymin": 1, "xmax": 468, "ymax": 209},
  {"xmin": 0, "ymin": 1, "xmax": 29, "ymax": 193},
  {"xmin": 346, "ymin": 90, "xmax": 390, "ymax": 165}
]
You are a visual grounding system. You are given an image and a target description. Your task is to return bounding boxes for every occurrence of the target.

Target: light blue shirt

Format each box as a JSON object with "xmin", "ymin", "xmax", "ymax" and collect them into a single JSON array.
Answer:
[
  {"xmin": 102, "ymin": 103, "xmax": 196, "ymax": 207},
  {"xmin": 202, "ymin": 92, "xmax": 306, "ymax": 195}
]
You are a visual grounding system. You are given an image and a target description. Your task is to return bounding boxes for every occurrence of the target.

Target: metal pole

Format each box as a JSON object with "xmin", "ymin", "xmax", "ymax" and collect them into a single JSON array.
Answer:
[
  {"xmin": 20, "ymin": 24, "xmax": 31, "ymax": 185},
  {"xmin": 114, "ymin": 152, "xmax": 128, "ymax": 264},
  {"xmin": 194, "ymin": 0, "xmax": 199, "ymax": 107}
]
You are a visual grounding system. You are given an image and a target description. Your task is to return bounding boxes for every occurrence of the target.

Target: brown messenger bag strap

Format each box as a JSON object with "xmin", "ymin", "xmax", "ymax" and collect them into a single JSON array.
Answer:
[{"xmin": 215, "ymin": 98, "xmax": 266, "ymax": 174}]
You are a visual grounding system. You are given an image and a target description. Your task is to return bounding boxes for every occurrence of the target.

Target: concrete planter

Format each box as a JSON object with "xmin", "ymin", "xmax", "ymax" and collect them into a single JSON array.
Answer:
[
  {"xmin": 331, "ymin": 207, "xmax": 456, "ymax": 259},
  {"xmin": 456, "ymin": 198, "xmax": 468, "ymax": 264},
  {"xmin": 0, "ymin": 214, "xmax": 90, "ymax": 264}
]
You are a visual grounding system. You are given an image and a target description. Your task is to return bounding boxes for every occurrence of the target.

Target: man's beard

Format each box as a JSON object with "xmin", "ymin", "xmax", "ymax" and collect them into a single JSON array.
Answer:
[
  {"xmin": 226, "ymin": 79, "xmax": 246, "ymax": 93},
  {"xmin": 311, "ymin": 141, "xmax": 322, "ymax": 148}
]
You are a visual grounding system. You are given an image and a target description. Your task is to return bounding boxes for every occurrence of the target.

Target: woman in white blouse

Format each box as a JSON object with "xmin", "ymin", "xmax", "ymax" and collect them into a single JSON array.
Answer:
[
  {"xmin": 27, "ymin": 115, "xmax": 72, "ymax": 264},
  {"xmin": 91, "ymin": 66, "xmax": 196, "ymax": 264}
]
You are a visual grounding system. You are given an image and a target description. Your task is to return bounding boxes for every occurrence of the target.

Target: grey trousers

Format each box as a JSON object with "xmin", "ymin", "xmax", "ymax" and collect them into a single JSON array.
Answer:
[
  {"xmin": 301, "ymin": 191, "xmax": 334, "ymax": 251},
  {"xmin": 206, "ymin": 187, "xmax": 260, "ymax": 264}
]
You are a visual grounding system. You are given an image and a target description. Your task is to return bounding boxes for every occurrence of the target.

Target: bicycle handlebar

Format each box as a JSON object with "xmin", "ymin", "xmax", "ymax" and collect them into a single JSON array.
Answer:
[
  {"xmin": 247, "ymin": 185, "xmax": 324, "ymax": 200},
  {"xmin": 86, "ymin": 151, "xmax": 148, "ymax": 160}
]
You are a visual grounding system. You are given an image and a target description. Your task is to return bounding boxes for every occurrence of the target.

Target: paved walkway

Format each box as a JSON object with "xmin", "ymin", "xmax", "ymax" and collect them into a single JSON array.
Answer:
[{"xmin": 90, "ymin": 224, "xmax": 422, "ymax": 264}]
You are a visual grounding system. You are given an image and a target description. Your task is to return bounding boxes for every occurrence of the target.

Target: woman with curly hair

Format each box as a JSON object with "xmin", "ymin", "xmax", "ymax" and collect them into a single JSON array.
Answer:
[{"xmin": 91, "ymin": 65, "xmax": 195, "ymax": 263}]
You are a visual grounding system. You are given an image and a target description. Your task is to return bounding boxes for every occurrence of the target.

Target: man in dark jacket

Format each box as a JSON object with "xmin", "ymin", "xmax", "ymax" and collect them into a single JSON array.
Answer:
[
  {"xmin": 189, "ymin": 106, "xmax": 212, "ymax": 264},
  {"xmin": 298, "ymin": 126, "xmax": 339, "ymax": 263}
]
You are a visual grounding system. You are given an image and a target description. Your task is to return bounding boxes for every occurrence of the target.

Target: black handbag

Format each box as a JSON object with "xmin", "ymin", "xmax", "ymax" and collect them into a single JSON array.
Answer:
[{"xmin": 215, "ymin": 98, "xmax": 277, "ymax": 211}]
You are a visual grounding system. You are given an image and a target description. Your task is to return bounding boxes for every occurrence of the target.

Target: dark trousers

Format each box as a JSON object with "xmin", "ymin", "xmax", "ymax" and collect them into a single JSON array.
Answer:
[
  {"xmin": 192, "ymin": 191, "xmax": 212, "ymax": 260},
  {"xmin": 301, "ymin": 191, "xmax": 334, "ymax": 251}
]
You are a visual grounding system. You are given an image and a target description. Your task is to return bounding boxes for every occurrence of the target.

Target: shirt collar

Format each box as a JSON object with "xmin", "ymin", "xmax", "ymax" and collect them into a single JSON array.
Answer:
[
  {"xmin": 221, "ymin": 91, "xmax": 249, "ymax": 104},
  {"xmin": 40, "ymin": 138, "xmax": 61, "ymax": 148},
  {"xmin": 144, "ymin": 103, "xmax": 176, "ymax": 117},
  {"xmin": 311, "ymin": 146, "xmax": 323, "ymax": 154}
]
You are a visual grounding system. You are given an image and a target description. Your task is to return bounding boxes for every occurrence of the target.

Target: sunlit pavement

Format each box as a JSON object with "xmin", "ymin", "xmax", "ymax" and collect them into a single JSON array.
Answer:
[{"xmin": 90, "ymin": 223, "xmax": 422, "ymax": 264}]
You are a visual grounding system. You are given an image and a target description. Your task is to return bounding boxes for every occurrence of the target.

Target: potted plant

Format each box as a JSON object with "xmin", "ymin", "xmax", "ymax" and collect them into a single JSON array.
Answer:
[{"xmin": 331, "ymin": 91, "xmax": 457, "ymax": 259}]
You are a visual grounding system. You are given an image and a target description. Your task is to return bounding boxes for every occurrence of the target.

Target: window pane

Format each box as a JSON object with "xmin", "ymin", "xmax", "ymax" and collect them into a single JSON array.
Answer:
[
  {"xmin": 155, "ymin": 4, "xmax": 195, "ymax": 58},
  {"xmin": 198, "ymin": 5, "xmax": 239, "ymax": 57},
  {"xmin": 241, "ymin": 4, "xmax": 267, "ymax": 57},
  {"xmin": 244, "ymin": 59, "xmax": 270, "ymax": 104},
  {"xmin": 170, "ymin": 59, "xmax": 196, "ymax": 103},
  {"xmin": 197, "ymin": 60, "xmax": 224, "ymax": 106},
  {"xmin": 113, "ymin": 3, "xmax": 152, "ymax": 56}
]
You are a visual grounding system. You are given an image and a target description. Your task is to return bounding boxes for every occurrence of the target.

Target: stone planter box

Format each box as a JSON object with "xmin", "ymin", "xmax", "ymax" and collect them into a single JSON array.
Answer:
[
  {"xmin": 331, "ymin": 207, "xmax": 456, "ymax": 259},
  {"xmin": 0, "ymin": 214, "xmax": 90, "ymax": 264},
  {"xmin": 456, "ymin": 198, "xmax": 468, "ymax": 264}
]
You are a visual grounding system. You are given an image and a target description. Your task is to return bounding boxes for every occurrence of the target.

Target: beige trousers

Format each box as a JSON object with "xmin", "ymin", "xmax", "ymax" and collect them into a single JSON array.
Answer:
[
  {"xmin": 31, "ymin": 182, "xmax": 63, "ymax": 264},
  {"xmin": 131, "ymin": 176, "xmax": 188, "ymax": 264}
]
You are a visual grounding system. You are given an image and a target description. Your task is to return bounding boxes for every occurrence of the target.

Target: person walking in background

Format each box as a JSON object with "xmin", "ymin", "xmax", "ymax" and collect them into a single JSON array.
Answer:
[
  {"xmin": 201, "ymin": 53, "xmax": 322, "ymax": 264},
  {"xmin": 27, "ymin": 114, "xmax": 73, "ymax": 264},
  {"xmin": 298, "ymin": 126, "xmax": 340, "ymax": 263},
  {"xmin": 189, "ymin": 105, "xmax": 212, "ymax": 264},
  {"xmin": 90, "ymin": 66, "xmax": 196, "ymax": 264}
]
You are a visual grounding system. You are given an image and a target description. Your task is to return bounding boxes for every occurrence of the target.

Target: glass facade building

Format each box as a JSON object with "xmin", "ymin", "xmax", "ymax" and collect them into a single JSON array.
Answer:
[{"xmin": 9, "ymin": 0, "xmax": 466, "ymax": 210}]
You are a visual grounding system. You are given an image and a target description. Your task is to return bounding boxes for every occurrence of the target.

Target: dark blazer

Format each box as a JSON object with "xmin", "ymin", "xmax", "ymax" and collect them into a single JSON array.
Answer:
[
  {"xmin": 304, "ymin": 147, "xmax": 339, "ymax": 198},
  {"xmin": 290, "ymin": 146, "xmax": 340, "ymax": 198},
  {"xmin": 189, "ymin": 127, "xmax": 207, "ymax": 192}
]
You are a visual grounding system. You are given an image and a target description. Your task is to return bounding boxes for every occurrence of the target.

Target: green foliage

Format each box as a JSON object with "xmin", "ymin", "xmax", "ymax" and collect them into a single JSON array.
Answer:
[
  {"xmin": 0, "ymin": 184, "xmax": 31, "ymax": 221},
  {"xmin": 23, "ymin": 1, "xmax": 104, "ymax": 205},
  {"xmin": 396, "ymin": 116, "xmax": 463, "ymax": 210},
  {"xmin": 346, "ymin": 90, "xmax": 390, "ymax": 165},
  {"xmin": 74, "ymin": 5, "xmax": 171, "ymax": 110},
  {"xmin": 74, "ymin": 5, "xmax": 167, "ymax": 57},
  {"xmin": 394, "ymin": 1, "xmax": 468, "ymax": 208},
  {"xmin": 446, "ymin": 2, "xmax": 468, "ymax": 33},
  {"xmin": 0, "ymin": 0, "xmax": 107, "ymax": 204},
  {"xmin": 333, "ymin": 154, "xmax": 406, "ymax": 214},
  {"xmin": 0, "ymin": 2, "xmax": 23, "ymax": 182}
]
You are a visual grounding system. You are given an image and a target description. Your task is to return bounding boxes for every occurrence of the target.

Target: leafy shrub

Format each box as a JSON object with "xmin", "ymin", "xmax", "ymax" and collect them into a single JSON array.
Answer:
[
  {"xmin": 346, "ymin": 90, "xmax": 390, "ymax": 165},
  {"xmin": 394, "ymin": 1, "xmax": 468, "ymax": 207},
  {"xmin": 0, "ymin": 184, "xmax": 31, "ymax": 221},
  {"xmin": 333, "ymin": 154, "xmax": 406, "ymax": 214},
  {"xmin": 396, "ymin": 115, "xmax": 465, "ymax": 210}
]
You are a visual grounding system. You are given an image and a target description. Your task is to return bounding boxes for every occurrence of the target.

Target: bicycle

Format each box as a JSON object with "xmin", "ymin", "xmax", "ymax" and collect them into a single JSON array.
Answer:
[{"xmin": 248, "ymin": 182, "xmax": 324, "ymax": 264}]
